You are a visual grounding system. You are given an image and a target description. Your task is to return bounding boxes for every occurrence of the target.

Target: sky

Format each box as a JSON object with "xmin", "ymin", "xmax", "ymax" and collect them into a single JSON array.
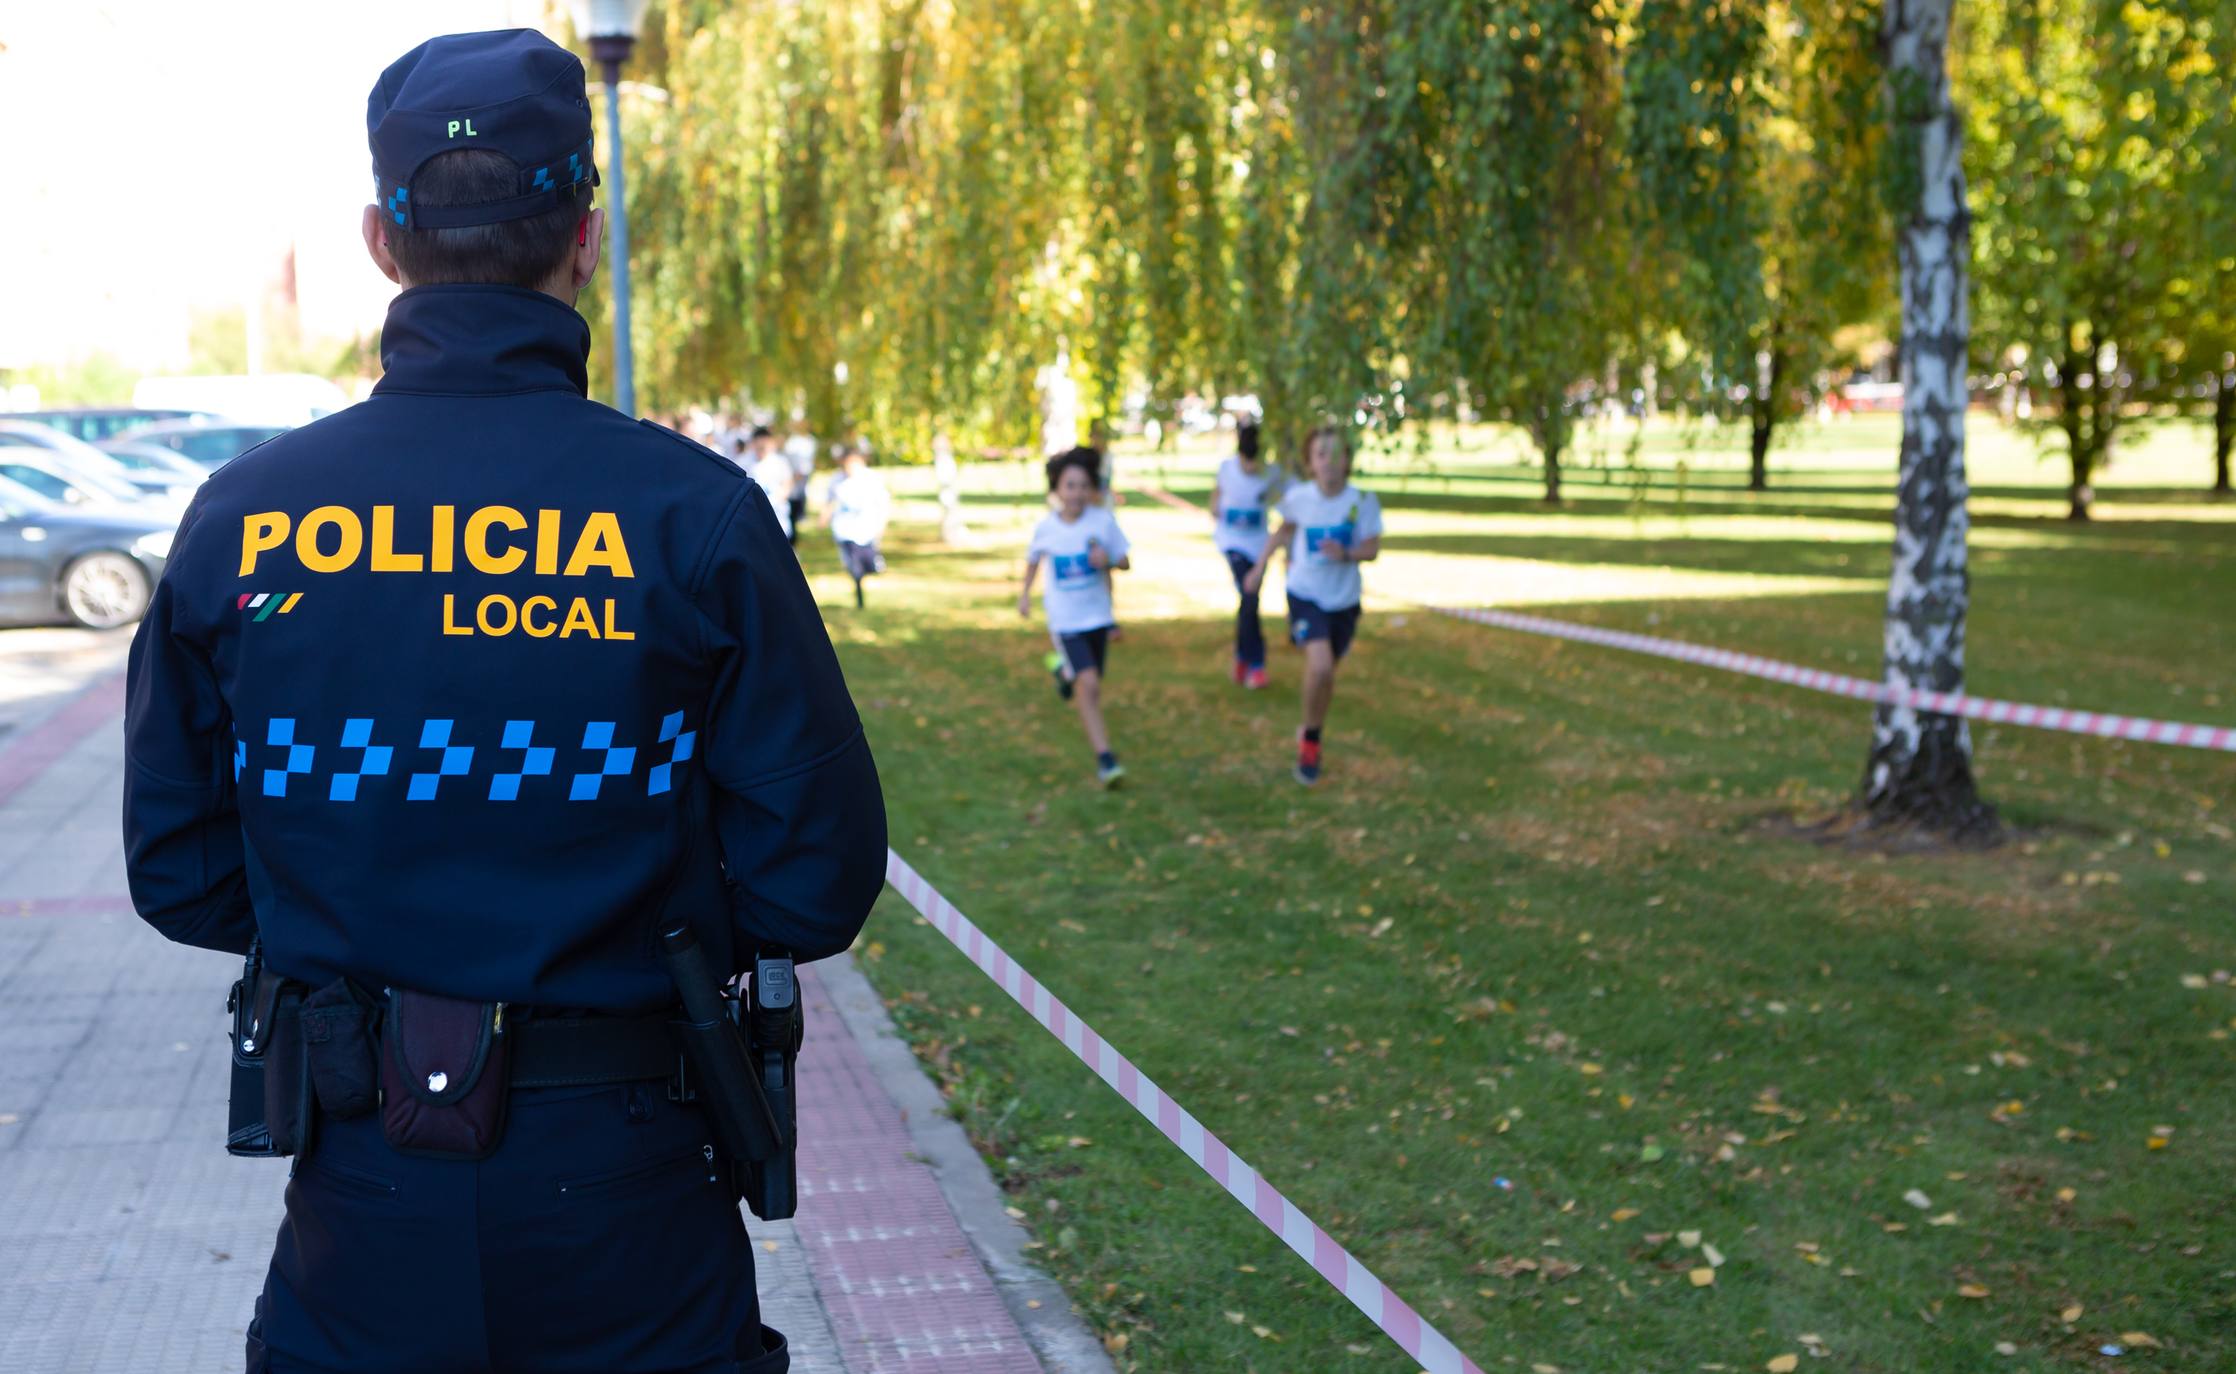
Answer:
[{"xmin": 0, "ymin": 0, "xmax": 550, "ymax": 373}]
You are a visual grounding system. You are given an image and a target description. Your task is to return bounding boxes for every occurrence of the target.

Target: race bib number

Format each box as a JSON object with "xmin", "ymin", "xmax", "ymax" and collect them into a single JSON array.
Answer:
[{"xmin": 1304, "ymin": 523, "xmax": 1354, "ymax": 561}]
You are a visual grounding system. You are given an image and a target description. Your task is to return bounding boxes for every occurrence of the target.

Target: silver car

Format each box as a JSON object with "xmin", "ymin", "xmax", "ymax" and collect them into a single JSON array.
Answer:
[
  {"xmin": 0, "ymin": 478, "xmax": 174, "ymax": 629},
  {"xmin": 0, "ymin": 418, "xmax": 198, "ymax": 507}
]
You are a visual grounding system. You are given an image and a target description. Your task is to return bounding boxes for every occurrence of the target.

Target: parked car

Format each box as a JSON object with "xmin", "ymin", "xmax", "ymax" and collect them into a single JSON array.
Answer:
[
  {"xmin": 0, "ymin": 479, "xmax": 172, "ymax": 629},
  {"xmin": 100, "ymin": 440, "xmax": 212, "ymax": 488},
  {"xmin": 0, "ymin": 418, "xmax": 197, "ymax": 506},
  {"xmin": 7, "ymin": 408, "xmax": 216, "ymax": 445},
  {"xmin": 104, "ymin": 418, "xmax": 290, "ymax": 471},
  {"xmin": 132, "ymin": 373, "xmax": 347, "ymax": 427},
  {"xmin": 0, "ymin": 443, "xmax": 183, "ymax": 518}
]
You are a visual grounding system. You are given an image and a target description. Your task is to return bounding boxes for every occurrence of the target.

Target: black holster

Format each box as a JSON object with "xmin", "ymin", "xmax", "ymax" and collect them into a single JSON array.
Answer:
[
  {"xmin": 659, "ymin": 925, "xmax": 797, "ymax": 1218},
  {"xmin": 226, "ymin": 941, "xmax": 303, "ymax": 1158},
  {"xmin": 743, "ymin": 952, "xmax": 803, "ymax": 1221}
]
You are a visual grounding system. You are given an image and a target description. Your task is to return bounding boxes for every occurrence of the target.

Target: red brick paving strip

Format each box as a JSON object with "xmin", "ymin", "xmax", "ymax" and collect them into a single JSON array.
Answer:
[
  {"xmin": 794, "ymin": 964, "xmax": 1047, "ymax": 1373},
  {"xmin": 0, "ymin": 669, "xmax": 126, "ymax": 808}
]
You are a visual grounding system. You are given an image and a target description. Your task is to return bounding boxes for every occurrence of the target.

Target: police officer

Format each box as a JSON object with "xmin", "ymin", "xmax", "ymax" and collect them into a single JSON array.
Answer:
[{"xmin": 122, "ymin": 29, "xmax": 884, "ymax": 1374}]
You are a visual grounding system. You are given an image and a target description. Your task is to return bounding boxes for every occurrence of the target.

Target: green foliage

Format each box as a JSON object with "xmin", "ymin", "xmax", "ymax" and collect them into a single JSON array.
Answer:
[
  {"xmin": 1962, "ymin": 0, "xmax": 2219, "ymax": 513},
  {"xmin": 577, "ymin": 0, "xmax": 2218, "ymax": 500},
  {"xmin": 7, "ymin": 352, "xmax": 138, "ymax": 408}
]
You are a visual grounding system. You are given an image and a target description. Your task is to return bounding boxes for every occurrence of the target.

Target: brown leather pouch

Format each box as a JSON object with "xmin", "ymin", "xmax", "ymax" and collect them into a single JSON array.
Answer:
[{"xmin": 378, "ymin": 990, "xmax": 510, "ymax": 1160}]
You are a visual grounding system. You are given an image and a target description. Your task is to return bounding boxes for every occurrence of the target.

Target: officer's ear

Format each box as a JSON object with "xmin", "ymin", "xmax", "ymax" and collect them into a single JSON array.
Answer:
[
  {"xmin": 362, "ymin": 205, "xmax": 405, "ymax": 287},
  {"xmin": 569, "ymin": 208, "xmax": 605, "ymax": 292}
]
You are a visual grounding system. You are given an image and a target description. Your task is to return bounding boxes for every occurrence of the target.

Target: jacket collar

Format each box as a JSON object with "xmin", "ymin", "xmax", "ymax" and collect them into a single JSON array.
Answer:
[{"xmin": 373, "ymin": 284, "xmax": 592, "ymax": 398}]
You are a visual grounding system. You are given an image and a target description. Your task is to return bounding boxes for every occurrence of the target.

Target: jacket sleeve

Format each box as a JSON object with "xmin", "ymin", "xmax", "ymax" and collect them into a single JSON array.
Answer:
[
  {"xmin": 122, "ymin": 503, "xmax": 255, "ymax": 955},
  {"xmin": 693, "ymin": 486, "xmax": 887, "ymax": 963}
]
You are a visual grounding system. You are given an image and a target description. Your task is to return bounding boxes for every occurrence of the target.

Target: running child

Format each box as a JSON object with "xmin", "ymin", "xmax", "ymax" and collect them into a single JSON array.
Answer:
[
  {"xmin": 746, "ymin": 426, "xmax": 794, "ymax": 542},
  {"xmin": 1020, "ymin": 446, "xmax": 1132, "ymax": 788},
  {"xmin": 1243, "ymin": 424, "xmax": 1382, "ymax": 786},
  {"xmin": 823, "ymin": 443, "xmax": 891, "ymax": 607},
  {"xmin": 1210, "ymin": 420, "xmax": 1283, "ymax": 688}
]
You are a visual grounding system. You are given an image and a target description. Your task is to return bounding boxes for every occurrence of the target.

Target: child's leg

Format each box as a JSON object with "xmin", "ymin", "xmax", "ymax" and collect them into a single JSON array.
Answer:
[
  {"xmin": 1300, "ymin": 640, "xmax": 1338, "ymax": 732},
  {"xmin": 1072, "ymin": 667, "xmax": 1112, "ymax": 755},
  {"xmin": 1226, "ymin": 552, "xmax": 1263, "ymax": 667},
  {"xmin": 1238, "ymin": 583, "xmax": 1265, "ymax": 670}
]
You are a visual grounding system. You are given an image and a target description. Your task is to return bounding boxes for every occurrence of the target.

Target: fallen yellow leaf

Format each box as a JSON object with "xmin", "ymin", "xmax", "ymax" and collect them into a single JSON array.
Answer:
[
  {"xmin": 1767, "ymin": 1356, "xmax": 1800, "ymax": 1373},
  {"xmin": 2061, "ymin": 1305, "xmax": 2083, "ymax": 1323},
  {"xmin": 1679, "ymin": 1230, "xmax": 1703, "ymax": 1248},
  {"xmin": 2055, "ymin": 1187, "xmax": 2077, "ymax": 1203},
  {"xmin": 2119, "ymin": 1332, "xmax": 2161, "ymax": 1349},
  {"xmin": 1689, "ymin": 1267, "xmax": 1716, "ymax": 1288},
  {"xmin": 1580, "ymin": 1062, "xmax": 1604, "ymax": 1076},
  {"xmin": 1957, "ymin": 1283, "xmax": 1991, "ymax": 1300},
  {"xmin": 2146, "ymin": 1137, "xmax": 2168, "ymax": 1150},
  {"xmin": 1611, "ymin": 1208, "xmax": 1640, "ymax": 1222}
]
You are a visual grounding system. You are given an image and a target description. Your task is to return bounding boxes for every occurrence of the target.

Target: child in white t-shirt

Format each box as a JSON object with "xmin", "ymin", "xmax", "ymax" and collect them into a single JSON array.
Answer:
[
  {"xmin": 822, "ymin": 444, "xmax": 891, "ymax": 608},
  {"xmin": 1209, "ymin": 420, "xmax": 1283, "ymax": 689},
  {"xmin": 1243, "ymin": 425, "xmax": 1383, "ymax": 786},
  {"xmin": 1020, "ymin": 446, "xmax": 1133, "ymax": 788},
  {"xmin": 742, "ymin": 427, "xmax": 793, "ymax": 541}
]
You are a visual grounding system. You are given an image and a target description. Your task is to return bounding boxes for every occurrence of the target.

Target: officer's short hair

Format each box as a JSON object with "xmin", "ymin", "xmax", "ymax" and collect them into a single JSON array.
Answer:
[{"xmin": 384, "ymin": 149, "xmax": 592, "ymax": 289}]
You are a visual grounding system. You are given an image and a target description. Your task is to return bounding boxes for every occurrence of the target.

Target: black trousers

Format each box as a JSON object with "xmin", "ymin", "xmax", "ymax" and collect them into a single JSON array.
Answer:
[
  {"xmin": 1224, "ymin": 550, "xmax": 1266, "ymax": 669},
  {"xmin": 247, "ymin": 1081, "xmax": 785, "ymax": 1373}
]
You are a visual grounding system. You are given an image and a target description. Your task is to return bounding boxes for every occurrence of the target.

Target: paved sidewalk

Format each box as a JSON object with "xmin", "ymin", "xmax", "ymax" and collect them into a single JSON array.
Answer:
[{"xmin": 0, "ymin": 650, "xmax": 1109, "ymax": 1374}]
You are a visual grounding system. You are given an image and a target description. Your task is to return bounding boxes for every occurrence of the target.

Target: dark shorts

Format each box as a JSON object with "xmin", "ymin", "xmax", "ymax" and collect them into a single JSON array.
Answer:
[
  {"xmin": 838, "ymin": 540, "xmax": 882, "ymax": 580},
  {"xmin": 1054, "ymin": 626, "xmax": 1112, "ymax": 678},
  {"xmin": 1287, "ymin": 595, "xmax": 1362, "ymax": 660}
]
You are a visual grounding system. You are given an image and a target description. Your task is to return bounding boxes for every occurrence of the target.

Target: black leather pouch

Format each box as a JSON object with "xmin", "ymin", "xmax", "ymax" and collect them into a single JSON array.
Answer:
[
  {"xmin": 379, "ymin": 990, "xmax": 510, "ymax": 1160},
  {"xmin": 260, "ymin": 985, "xmax": 312, "ymax": 1157},
  {"xmin": 301, "ymin": 979, "xmax": 379, "ymax": 1120},
  {"xmin": 227, "ymin": 967, "xmax": 286, "ymax": 1157}
]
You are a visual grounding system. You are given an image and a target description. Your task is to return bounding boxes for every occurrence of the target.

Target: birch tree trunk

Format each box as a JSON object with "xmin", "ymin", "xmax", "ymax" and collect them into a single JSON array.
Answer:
[{"xmin": 1862, "ymin": 0, "xmax": 1997, "ymax": 840}]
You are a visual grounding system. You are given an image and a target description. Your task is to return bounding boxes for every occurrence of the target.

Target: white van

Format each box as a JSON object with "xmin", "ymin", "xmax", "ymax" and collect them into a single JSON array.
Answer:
[{"xmin": 132, "ymin": 374, "xmax": 350, "ymax": 427}]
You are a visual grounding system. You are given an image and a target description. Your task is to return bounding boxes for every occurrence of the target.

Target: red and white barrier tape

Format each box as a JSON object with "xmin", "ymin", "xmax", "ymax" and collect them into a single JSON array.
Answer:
[
  {"xmin": 884, "ymin": 850, "xmax": 1485, "ymax": 1374},
  {"xmin": 1431, "ymin": 606, "xmax": 2236, "ymax": 754}
]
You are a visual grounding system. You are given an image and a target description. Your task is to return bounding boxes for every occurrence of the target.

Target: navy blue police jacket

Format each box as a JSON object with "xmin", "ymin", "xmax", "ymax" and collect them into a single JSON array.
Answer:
[{"xmin": 122, "ymin": 285, "xmax": 886, "ymax": 1009}]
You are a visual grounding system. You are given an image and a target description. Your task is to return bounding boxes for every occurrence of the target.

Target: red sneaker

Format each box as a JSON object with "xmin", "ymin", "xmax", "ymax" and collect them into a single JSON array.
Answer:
[
  {"xmin": 1232, "ymin": 659, "xmax": 1248, "ymax": 685},
  {"xmin": 1294, "ymin": 735, "xmax": 1323, "ymax": 786},
  {"xmin": 1243, "ymin": 667, "xmax": 1270, "ymax": 690}
]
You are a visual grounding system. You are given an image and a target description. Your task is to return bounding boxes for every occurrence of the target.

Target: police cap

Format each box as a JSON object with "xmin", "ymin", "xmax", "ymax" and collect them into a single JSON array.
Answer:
[{"xmin": 369, "ymin": 29, "xmax": 600, "ymax": 232}]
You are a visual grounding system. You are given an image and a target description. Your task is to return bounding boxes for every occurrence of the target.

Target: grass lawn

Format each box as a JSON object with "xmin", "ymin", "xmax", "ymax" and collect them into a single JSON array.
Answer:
[{"xmin": 802, "ymin": 413, "xmax": 2233, "ymax": 1373}]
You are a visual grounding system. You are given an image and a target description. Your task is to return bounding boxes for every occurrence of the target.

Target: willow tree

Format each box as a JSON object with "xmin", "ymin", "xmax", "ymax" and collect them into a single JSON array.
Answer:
[
  {"xmin": 2167, "ymin": 2, "xmax": 2234, "ymax": 494},
  {"xmin": 1630, "ymin": 0, "xmax": 1886, "ymax": 490},
  {"xmin": 1391, "ymin": 0, "xmax": 1629, "ymax": 502},
  {"xmin": 1225, "ymin": 2, "xmax": 1409, "ymax": 466},
  {"xmin": 1865, "ymin": 0, "xmax": 1995, "ymax": 839},
  {"xmin": 1964, "ymin": 0, "xmax": 2209, "ymax": 520}
]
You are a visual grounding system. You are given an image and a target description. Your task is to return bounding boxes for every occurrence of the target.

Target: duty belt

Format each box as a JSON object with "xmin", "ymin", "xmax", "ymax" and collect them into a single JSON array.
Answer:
[{"xmin": 503, "ymin": 1011, "xmax": 683, "ymax": 1089}]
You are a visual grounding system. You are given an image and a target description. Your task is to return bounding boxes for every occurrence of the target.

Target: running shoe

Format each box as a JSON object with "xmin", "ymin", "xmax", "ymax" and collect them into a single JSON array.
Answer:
[
  {"xmin": 1294, "ymin": 735, "xmax": 1323, "ymax": 786},
  {"xmin": 1044, "ymin": 651, "xmax": 1074, "ymax": 701},
  {"xmin": 1243, "ymin": 666, "xmax": 1270, "ymax": 691},
  {"xmin": 1098, "ymin": 759, "xmax": 1126, "ymax": 788},
  {"xmin": 1232, "ymin": 658, "xmax": 1247, "ymax": 686}
]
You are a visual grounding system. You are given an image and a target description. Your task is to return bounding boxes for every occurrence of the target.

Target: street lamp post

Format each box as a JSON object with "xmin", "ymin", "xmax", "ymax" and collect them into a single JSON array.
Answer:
[{"xmin": 571, "ymin": 1, "xmax": 649, "ymax": 416}]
